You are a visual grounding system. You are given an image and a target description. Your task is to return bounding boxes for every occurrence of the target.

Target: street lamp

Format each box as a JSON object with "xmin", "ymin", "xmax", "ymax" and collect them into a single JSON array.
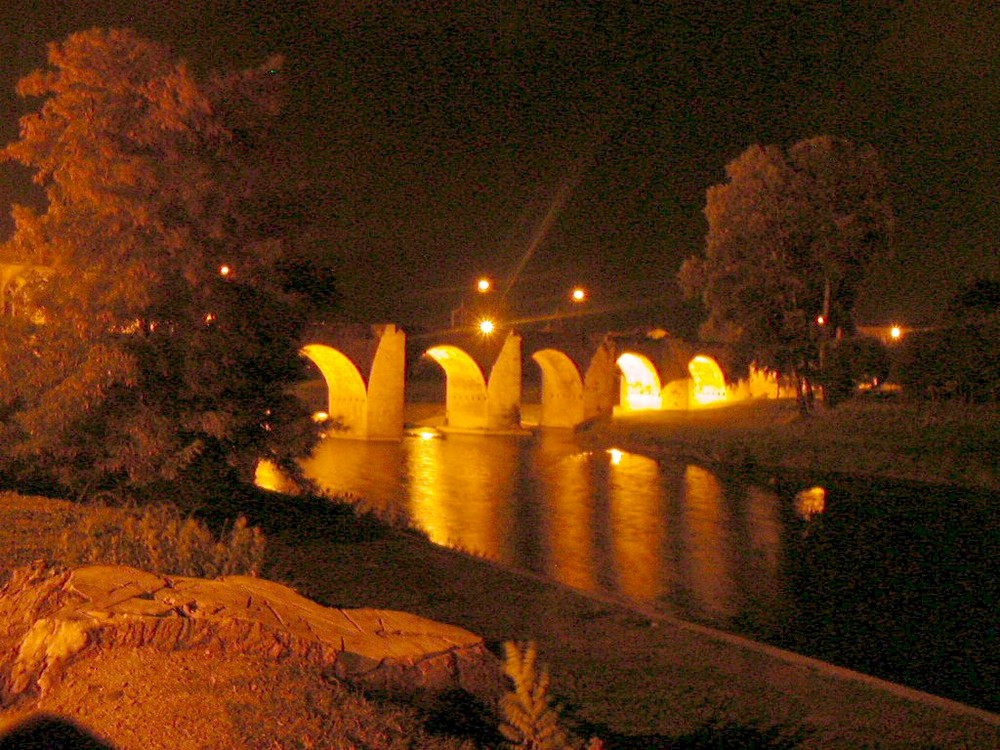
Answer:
[
  {"xmin": 889, "ymin": 325, "xmax": 902, "ymax": 342},
  {"xmin": 540, "ymin": 286, "xmax": 589, "ymax": 332}
]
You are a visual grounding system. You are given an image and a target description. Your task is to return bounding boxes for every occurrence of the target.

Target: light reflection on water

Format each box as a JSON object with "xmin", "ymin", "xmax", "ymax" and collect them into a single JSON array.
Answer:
[
  {"xmin": 609, "ymin": 450, "xmax": 666, "ymax": 603},
  {"xmin": 679, "ymin": 465, "xmax": 732, "ymax": 621},
  {"xmin": 299, "ymin": 431, "xmax": 794, "ymax": 631},
  {"xmin": 290, "ymin": 431, "xmax": 998, "ymax": 712}
]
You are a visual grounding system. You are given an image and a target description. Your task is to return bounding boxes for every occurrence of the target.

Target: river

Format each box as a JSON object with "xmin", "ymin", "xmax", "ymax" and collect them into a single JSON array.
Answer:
[{"xmin": 295, "ymin": 428, "xmax": 998, "ymax": 713}]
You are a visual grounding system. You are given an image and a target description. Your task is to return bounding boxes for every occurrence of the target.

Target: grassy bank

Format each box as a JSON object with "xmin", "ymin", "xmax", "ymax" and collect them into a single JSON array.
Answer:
[{"xmin": 581, "ymin": 399, "xmax": 999, "ymax": 493}]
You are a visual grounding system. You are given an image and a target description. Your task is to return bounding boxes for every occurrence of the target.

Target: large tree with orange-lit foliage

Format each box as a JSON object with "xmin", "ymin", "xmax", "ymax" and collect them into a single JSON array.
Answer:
[
  {"xmin": 679, "ymin": 136, "xmax": 892, "ymax": 410},
  {"xmin": 0, "ymin": 28, "xmax": 329, "ymax": 504}
]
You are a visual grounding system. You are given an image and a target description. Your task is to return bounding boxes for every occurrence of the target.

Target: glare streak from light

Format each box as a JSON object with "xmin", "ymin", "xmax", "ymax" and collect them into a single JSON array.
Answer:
[{"xmin": 501, "ymin": 155, "xmax": 591, "ymax": 300}]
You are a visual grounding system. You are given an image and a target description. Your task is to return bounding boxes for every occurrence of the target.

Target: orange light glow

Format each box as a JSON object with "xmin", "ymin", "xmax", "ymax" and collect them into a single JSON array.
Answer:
[
  {"xmin": 794, "ymin": 486, "xmax": 826, "ymax": 520},
  {"xmin": 688, "ymin": 355, "xmax": 727, "ymax": 406},
  {"xmin": 609, "ymin": 449, "xmax": 665, "ymax": 602},
  {"xmin": 816, "ymin": 314, "xmax": 826, "ymax": 326},
  {"xmin": 571, "ymin": 287, "xmax": 586, "ymax": 302},
  {"xmin": 300, "ymin": 344, "xmax": 368, "ymax": 438},
  {"xmin": 477, "ymin": 278, "xmax": 491, "ymax": 293},
  {"xmin": 616, "ymin": 352, "xmax": 663, "ymax": 411},
  {"xmin": 219, "ymin": 264, "xmax": 231, "ymax": 277},
  {"xmin": 422, "ymin": 344, "xmax": 489, "ymax": 430},
  {"xmin": 254, "ymin": 459, "xmax": 298, "ymax": 494},
  {"xmin": 426, "ymin": 346, "xmax": 450, "ymax": 360},
  {"xmin": 682, "ymin": 465, "xmax": 732, "ymax": 615},
  {"xmin": 478, "ymin": 318, "xmax": 495, "ymax": 335},
  {"xmin": 890, "ymin": 325, "xmax": 902, "ymax": 341},
  {"xmin": 543, "ymin": 445, "xmax": 599, "ymax": 591}
]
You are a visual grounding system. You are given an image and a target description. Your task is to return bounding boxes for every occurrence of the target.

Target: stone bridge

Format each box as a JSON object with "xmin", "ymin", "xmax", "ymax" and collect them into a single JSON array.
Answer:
[
  {"xmin": 298, "ymin": 323, "xmax": 786, "ymax": 440},
  {"xmin": 0, "ymin": 257, "xmax": 786, "ymax": 440}
]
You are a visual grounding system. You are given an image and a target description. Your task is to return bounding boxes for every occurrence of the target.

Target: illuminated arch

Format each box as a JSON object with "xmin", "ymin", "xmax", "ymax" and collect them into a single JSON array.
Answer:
[
  {"xmin": 688, "ymin": 355, "xmax": 727, "ymax": 406},
  {"xmin": 531, "ymin": 348, "xmax": 584, "ymax": 428},
  {"xmin": 424, "ymin": 345, "xmax": 488, "ymax": 429},
  {"xmin": 300, "ymin": 344, "xmax": 368, "ymax": 434},
  {"xmin": 616, "ymin": 352, "xmax": 663, "ymax": 411}
]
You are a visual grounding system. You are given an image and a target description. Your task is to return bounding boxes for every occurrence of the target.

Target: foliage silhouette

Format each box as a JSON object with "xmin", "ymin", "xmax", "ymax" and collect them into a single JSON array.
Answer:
[
  {"xmin": 679, "ymin": 135, "xmax": 892, "ymax": 411},
  {"xmin": 0, "ymin": 28, "xmax": 334, "ymax": 505}
]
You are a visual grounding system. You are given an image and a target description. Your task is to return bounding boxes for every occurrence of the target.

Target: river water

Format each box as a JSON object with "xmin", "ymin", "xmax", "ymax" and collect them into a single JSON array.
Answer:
[{"xmin": 298, "ymin": 429, "xmax": 998, "ymax": 713}]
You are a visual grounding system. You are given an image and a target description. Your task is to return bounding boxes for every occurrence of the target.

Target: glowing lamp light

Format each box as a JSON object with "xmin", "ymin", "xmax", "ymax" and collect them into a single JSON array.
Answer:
[
  {"xmin": 816, "ymin": 314, "xmax": 826, "ymax": 326},
  {"xmin": 608, "ymin": 448, "xmax": 624, "ymax": 465},
  {"xmin": 890, "ymin": 325, "xmax": 902, "ymax": 341},
  {"xmin": 219, "ymin": 264, "xmax": 231, "ymax": 277},
  {"xmin": 478, "ymin": 318, "xmax": 496, "ymax": 335},
  {"xmin": 311, "ymin": 411, "xmax": 329, "ymax": 423},
  {"xmin": 477, "ymin": 278, "xmax": 491, "ymax": 293},
  {"xmin": 571, "ymin": 287, "xmax": 586, "ymax": 302}
]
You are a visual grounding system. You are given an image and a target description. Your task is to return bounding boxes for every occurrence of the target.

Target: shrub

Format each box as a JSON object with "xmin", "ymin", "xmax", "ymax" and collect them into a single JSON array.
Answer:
[
  {"xmin": 821, "ymin": 336, "xmax": 890, "ymax": 406},
  {"xmin": 58, "ymin": 503, "xmax": 265, "ymax": 578},
  {"xmin": 500, "ymin": 641, "xmax": 603, "ymax": 750}
]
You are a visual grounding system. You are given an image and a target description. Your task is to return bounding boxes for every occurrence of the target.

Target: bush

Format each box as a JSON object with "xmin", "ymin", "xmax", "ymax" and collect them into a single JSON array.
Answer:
[
  {"xmin": 500, "ymin": 641, "xmax": 604, "ymax": 750},
  {"xmin": 821, "ymin": 336, "xmax": 890, "ymax": 406},
  {"xmin": 58, "ymin": 503, "xmax": 265, "ymax": 578}
]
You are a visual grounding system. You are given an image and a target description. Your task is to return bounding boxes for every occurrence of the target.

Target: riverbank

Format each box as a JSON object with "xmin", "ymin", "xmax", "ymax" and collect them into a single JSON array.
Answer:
[
  {"xmin": 260, "ymin": 507, "xmax": 1000, "ymax": 749},
  {"xmin": 576, "ymin": 398, "xmax": 999, "ymax": 494},
  {"xmin": 1, "ymin": 485, "xmax": 997, "ymax": 749}
]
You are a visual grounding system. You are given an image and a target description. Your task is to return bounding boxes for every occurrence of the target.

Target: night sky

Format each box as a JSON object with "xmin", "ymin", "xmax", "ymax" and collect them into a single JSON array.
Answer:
[{"xmin": 1, "ymin": 1, "xmax": 996, "ymax": 334}]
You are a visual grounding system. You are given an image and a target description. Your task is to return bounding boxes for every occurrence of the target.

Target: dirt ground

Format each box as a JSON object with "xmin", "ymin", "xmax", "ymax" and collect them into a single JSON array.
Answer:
[{"xmin": 0, "ymin": 644, "xmax": 492, "ymax": 750}]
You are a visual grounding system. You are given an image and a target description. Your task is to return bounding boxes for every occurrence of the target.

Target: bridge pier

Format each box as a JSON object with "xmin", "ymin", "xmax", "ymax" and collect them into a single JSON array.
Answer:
[
  {"xmin": 531, "ymin": 337, "xmax": 617, "ymax": 428},
  {"xmin": 426, "ymin": 332, "xmax": 526, "ymax": 434},
  {"xmin": 301, "ymin": 324, "xmax": 406, "ymax": 440}
]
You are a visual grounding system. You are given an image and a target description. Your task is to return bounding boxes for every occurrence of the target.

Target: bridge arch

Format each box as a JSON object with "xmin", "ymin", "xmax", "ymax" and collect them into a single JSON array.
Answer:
[
  {"xmin": 531, "ymin": 348, "xmax": 584, "ymax": 428},
  {"xmin": 616, "ymin": 352, "xmax": 663, "ymax": 411},
  {"xmin": 300, "ymin": 344, "xmax": 368, "ymax": 435},
  {"xmin": 424, "ymin": 345, "xmax": 488, "ymax": 430},
  {"xmin": 424, "ymin": 332, "xmax": 524, "ymax": 432},
  {"xmin": 688, "ymin": 354, "xmax": 728, "ymax": 407},
  {"xmin": 299, "ymin": 324, "xmax": 405, "ymax": 440}
]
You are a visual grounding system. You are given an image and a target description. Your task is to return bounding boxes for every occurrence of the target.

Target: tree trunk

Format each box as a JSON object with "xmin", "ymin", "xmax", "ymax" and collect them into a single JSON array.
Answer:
[{"xmin": 793, "ymin": 368, "xmax": 815, "ymax": 416}]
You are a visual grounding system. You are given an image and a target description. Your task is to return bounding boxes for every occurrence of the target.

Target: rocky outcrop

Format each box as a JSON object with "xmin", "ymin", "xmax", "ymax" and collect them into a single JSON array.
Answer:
[{"xmin": 0, "ymin": 564, "xmax": 501, "ymax": 704}]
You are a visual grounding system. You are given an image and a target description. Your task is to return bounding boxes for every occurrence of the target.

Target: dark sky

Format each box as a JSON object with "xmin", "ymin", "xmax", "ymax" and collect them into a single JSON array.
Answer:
[{"xmin": 1, "ymin": 1, "xmax": 997, "ymax": 334}]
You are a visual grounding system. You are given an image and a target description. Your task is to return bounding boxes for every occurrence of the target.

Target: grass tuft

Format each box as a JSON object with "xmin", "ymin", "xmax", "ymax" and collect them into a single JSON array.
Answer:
[{"xmin": 57, "ymin": 503, "xmax": 265, "ymax": 578}]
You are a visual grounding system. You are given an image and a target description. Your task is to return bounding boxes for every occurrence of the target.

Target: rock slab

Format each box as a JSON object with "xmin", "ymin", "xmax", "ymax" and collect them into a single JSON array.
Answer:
[{"xmin": 0, "ymin": 564, "xmax": 501, "ymax": 703}]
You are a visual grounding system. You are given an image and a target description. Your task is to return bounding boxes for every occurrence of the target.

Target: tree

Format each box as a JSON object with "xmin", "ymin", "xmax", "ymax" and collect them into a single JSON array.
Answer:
[
  {"xmin": 0, "ymin": 28, "xmax": 330, "ymax": 504},
  {"xmin": 679, "ymin": 136, "xmax": 892, "ymax": 411},
  {"xmin": 896, "ymin": 277, "xmax": 1000, "ymax": 402}
]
